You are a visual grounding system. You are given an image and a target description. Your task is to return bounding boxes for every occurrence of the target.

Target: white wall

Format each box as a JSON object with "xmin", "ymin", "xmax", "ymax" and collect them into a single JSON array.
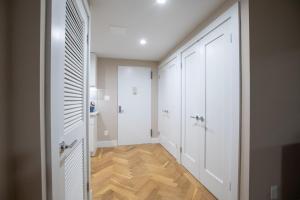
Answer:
[{"xmin": 97, "ymin": 57, "xmax": 159, "ymax": 142}]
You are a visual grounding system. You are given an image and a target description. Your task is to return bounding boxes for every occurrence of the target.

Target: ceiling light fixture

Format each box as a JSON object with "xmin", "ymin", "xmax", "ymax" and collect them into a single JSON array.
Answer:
[
  {"xmin": 140, "ymin": 39, "xmax": 147, "ymax": 45},
  {"xmin": 156, "ymin": 0, "xmax": 167, "ymax": 4}
]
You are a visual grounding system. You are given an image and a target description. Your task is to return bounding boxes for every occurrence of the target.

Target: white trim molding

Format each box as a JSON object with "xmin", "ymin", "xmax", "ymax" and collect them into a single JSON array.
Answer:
[
  {"xmin": 150, "ymin": 137, "xmax": 160, "ymax": 144},
  {"xmin": 97, "ymin": 140, "xmax": 118, "ymax": 148}
]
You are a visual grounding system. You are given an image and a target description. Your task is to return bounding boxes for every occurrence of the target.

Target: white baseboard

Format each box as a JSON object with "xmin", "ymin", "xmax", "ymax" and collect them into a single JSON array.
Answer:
[
  {"xmin": 96, "ymin": 138, "xmax": 159, "ymax": 148},
  {"xmin": 150, "ymin": 137, "xmax": 160, "ymax": 144},
  {"xmin": 97, "ymin": 140, "xmax": 117, "ymax": 148}
]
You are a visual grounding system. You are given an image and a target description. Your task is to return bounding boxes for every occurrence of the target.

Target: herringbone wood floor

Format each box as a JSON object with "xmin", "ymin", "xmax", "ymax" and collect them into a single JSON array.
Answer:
[{"xmin": 91, "ymin": 144, "xmax": 216, "ymax": 200}]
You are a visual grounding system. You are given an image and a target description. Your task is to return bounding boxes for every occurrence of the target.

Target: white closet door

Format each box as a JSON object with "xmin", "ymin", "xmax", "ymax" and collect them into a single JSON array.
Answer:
[
  {"xmin": 158, "ymin": 58, "xmax": 181, "ymax": 160},
  {"xmin": 181, "ymin": 42, "xmax": 205, "ymax": 179},
  {"xmin": 198, "ymin": 19, "xmax": 238, "ymax": 200},
  {"xmin": 48, "ymin": 0, "xmax": 88, "ymax": 199}
]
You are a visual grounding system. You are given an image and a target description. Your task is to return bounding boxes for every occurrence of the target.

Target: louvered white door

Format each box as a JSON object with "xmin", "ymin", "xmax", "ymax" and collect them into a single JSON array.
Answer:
[{"xmin": 48, "ymin": 0, "xmax": 88, "ymax": 199}]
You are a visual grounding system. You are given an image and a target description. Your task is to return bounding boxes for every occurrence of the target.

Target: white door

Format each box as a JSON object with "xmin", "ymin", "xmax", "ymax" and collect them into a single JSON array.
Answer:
[
  {"xmin": 48, "ymin": 0, "xmax": 89, "ymax": 199},
  {"xmin": 158, "ymin": 58, "xmax": 181, "ymax": 160},
  {"xmin": 182, "ymin": 18, "xmax": 239, "ymax": 200},
  {"xmin": 118, "ymin": 66, "xmax": 152, "ymax": 145},
  {"xmin": 181, "ymin": 42, "xmax": 205, "ymax": 179},
  {"xmin": 198, "ymin": 20, "xmax": 238, "ymax": 200}
]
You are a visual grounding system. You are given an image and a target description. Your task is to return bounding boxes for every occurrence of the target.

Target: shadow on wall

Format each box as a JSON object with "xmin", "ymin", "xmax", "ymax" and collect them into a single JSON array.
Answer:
[{"xmin": 282, "ymin": 143, "xmax": 300, "ymax": 200}]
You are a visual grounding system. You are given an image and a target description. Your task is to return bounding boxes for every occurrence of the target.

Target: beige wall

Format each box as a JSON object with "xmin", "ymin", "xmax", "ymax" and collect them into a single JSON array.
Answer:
[
  {"xmin": 97, "ymin": 58, "xmax": 159, "ymax": 141},
  {"xmin": 249, "ymin": 0, "xmax": 300, "ymax": 199},
  {"xmin": 9, "ymin": 0, "xmax": 44, "ymax": 199},
  {"xmin": 0, "ymin": 0, "xmax": 9, "ymax": 199}
]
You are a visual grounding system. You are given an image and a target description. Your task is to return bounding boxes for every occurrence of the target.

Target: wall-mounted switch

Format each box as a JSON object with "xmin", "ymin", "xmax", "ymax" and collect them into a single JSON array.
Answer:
[
  {"xmin": 271, "ymin": 185, "xmax": 279, "ymax": 199},
  {"xmin": 104, "ymin": 130, "xmax": 109, "ymax": 136}
]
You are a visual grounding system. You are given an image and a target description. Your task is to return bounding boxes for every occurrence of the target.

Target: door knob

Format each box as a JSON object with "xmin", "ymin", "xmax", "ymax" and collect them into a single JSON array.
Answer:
[
  {"xmin": 190, "ymin": 115, "xmax": 205, "ymax": 122},
  {"xmin": 162, "ymin": 109, "xmax": 169, "ymax": 113},
  {"xmin": 59, "ymin": 139, "xmax": 78, "ymax": 153}
]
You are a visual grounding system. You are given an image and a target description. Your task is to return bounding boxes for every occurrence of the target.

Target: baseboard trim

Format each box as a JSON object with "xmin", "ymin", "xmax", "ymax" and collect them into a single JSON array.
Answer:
[
  {"xmin": 97, "ymin": 140, "xmax": 118, "ymax": 148},
  {"xmin": 150, "ymin": 137, "xmax": 160, "ymax": 144},
  {"xmin": 97, "ymin": 138, "xmax": 159, "ymax": 148}
]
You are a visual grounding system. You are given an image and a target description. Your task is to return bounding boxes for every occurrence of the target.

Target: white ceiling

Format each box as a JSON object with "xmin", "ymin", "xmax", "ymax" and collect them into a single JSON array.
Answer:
[{"xmin": 90, "ymin": 0, "xmax": 227, "ymax": 61}]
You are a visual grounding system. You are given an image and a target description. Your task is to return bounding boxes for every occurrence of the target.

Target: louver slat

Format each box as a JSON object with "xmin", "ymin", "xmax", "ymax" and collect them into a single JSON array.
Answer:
[
  {"xmin": 64, "ymin": 141, "xmax": 84, "ymax": 200},
  {"xmin": 63, "ymin": 0, "xmax": 85, "ymax": 133}
]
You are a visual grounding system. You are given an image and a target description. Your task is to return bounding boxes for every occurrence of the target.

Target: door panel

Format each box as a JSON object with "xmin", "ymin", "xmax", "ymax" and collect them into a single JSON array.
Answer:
[
  {"xmin": 181, "ymin": 43, "xmax": 205, "ymax": 179},
  {"xmin": 48, "ymin": 0, "xmax": 88, "ymax": 199},
  {"xmin": 118, "ymin": 66, "xmax": 151, "ymax": 145},
  {"xmin": 65, "ymin": 141, "xmax": 84, "ymax": 200},
  {"xmin": 158, "ymin": 58, "xmax": 181, "ymax": 160},
  {"xmin": 199, "ymin": 20, "xmax": 234, "ymax": 200}
]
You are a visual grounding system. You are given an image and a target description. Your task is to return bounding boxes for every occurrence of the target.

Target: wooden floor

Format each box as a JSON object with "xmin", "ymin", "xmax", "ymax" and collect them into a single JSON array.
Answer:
[{"xmin": 91, "ymin": 144, "xmax": 216, "ymax": 200}]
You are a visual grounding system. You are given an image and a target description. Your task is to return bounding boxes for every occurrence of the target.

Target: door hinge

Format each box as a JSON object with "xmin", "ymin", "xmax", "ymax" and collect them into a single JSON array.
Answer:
[
  {"xmin": 230, "ymin": 33, "xmax": 233, "ymax": 43},
  {"xmin": 229, "ymin": 182, "xmax": 232, "ymax": 191},
  {"xmin": 150, "ymin": 71, "xmax": 153, "ymax": 79},
  {"xmin": 150, "ymin": 129, "xmax": 153, "ymax": 137},
  {"xmin": 180, "ymin": 146, "xmax": 183, "ymax": 153},
  {"xmin": 87, "ymin": 182, "xmax": 90, "ymax": 192}
]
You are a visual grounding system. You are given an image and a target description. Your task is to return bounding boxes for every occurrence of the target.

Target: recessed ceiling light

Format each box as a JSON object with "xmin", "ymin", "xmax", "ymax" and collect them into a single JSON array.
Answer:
[
  {"xmin": 140, "ymin": 39, "xmax": 147, "ymax": 45},
  {"xmin": 156, "ymin": 0, "xmax": 167, "ymax": 4}
]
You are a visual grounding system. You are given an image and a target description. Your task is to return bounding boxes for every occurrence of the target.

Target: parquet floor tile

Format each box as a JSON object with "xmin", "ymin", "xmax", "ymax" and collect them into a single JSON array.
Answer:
[{"xmin": 91, "ymin": 144, "xmax": 216, "ymax": 200}]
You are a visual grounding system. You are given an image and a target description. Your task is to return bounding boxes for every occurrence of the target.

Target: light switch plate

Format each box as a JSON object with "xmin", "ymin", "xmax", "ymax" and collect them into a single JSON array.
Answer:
[
  {"xmin": 104, "ymin": 130, "xmax": 109, "ymax": 136},
  {"xmin": 271, "ymin": 185, "xmax": 279, "ymax": 199}
]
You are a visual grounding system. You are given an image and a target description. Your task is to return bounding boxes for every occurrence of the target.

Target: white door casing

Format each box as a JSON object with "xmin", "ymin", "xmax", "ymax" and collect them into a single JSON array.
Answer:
[
  {"xmin": 118, "ymin": 66, "xmax": 152, "ymax": 146},
  {"xmin": 89, "ymin": 115, "xmax": 97, "ymax": 155},
  {"xmin": 158, "ymin": 57, "xmax": 181, "ymax": 161},
  {"xmin": 47, "ymin": 0, "xmax": 89, "ymax": 199}
]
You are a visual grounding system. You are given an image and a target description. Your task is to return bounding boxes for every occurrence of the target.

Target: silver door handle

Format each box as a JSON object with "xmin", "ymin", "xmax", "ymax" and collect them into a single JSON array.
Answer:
[
  {"xmin": 119, "ymin": 106, "xmax": 124, "ymax": 113},
  {"xmin": 59, "ymin": 139, "xmax": 78, "ymax": 153},
  {"xmin": 162, "ymin": 109, "xmax": 169, "ymax": 113},
  {"xmin": 190, "ymin": 115, "xmax": 205, "ymax": 122}
]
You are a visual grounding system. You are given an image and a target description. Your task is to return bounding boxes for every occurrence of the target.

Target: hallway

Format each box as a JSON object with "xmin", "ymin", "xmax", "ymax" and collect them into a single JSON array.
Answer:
[{"xmin": 91, "ymin": 144, "xmax": 216, "ymax": 200}]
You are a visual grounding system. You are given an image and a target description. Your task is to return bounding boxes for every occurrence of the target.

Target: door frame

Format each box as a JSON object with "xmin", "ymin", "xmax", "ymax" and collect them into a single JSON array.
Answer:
[
  {"xmin": 117, "ymin": 66, "xmax": 152, "ymax": 146},
  {"xmin": 44, "ymin": 0, "xmax": 91, "ymax": 199}
]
